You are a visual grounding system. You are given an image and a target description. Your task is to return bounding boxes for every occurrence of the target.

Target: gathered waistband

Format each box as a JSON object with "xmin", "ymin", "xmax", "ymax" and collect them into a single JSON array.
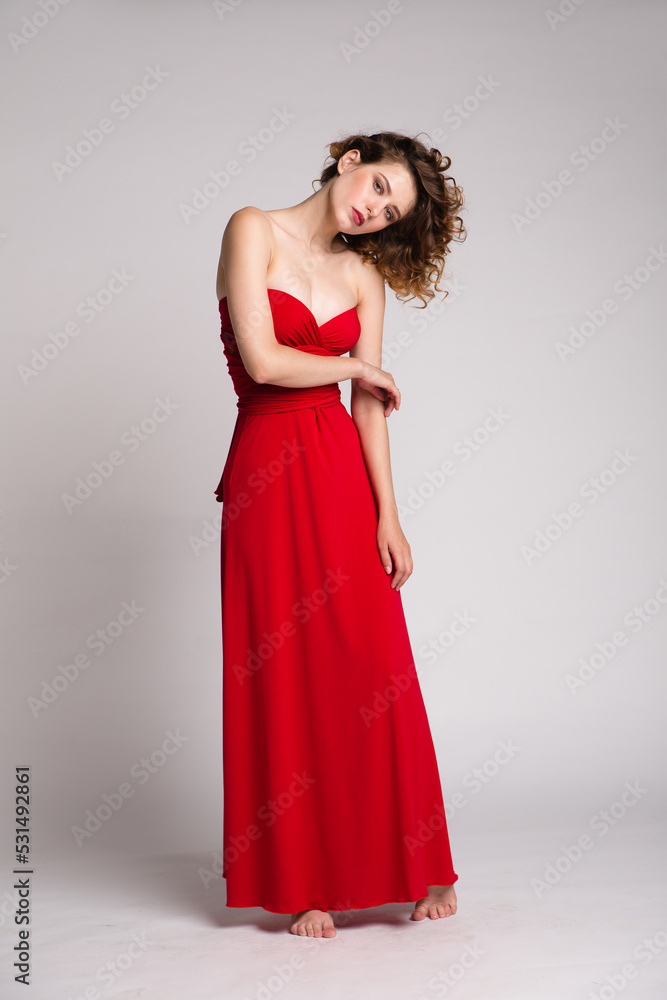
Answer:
[{"xmin": 236, "ymin": 384, "xmax": 342, "ymax": 415}]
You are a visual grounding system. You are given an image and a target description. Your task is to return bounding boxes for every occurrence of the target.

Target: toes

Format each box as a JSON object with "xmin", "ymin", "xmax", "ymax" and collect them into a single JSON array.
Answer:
[
  {"xmin": 411, "ymin": 893, "xmax": 457, "ymax": 921},
  {"xmin": 290, "ymin": 910, "xmax": 338, "ymax": 938}
]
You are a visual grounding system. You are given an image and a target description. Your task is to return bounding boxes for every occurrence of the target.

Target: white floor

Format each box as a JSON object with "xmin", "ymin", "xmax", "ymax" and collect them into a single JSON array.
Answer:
[{"xmin": 15, "ymin": 822, "xmax": 667, "ymax": 999}]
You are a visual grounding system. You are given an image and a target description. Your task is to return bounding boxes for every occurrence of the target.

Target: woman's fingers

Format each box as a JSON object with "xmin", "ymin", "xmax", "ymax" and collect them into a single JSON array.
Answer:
[
  {"xmin": 356, "ymin": 365, "xmax": 400, "ymax": 414},
  {"xmin": 380, "ymin": 542, "xmax": 413, "ymax": 590}
]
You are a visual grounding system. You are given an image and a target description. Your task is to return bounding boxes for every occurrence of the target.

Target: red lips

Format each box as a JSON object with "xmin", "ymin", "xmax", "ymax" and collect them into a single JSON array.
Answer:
[{"xmin": 353, "ymin": 208, "xmax": 364, "ymax": 226}]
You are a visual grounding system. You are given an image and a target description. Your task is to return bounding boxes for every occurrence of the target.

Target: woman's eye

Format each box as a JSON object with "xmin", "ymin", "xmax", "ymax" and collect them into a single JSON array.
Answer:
[{"xmin": 375, "ymin": 179, "xmax": 391, "ymax": 220}]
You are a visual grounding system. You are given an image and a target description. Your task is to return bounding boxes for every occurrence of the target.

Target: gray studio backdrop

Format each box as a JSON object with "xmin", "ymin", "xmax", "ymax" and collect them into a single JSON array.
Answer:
[{"xmin": 2, "ymin": 0, "xmax": 665, "ymax": 879}]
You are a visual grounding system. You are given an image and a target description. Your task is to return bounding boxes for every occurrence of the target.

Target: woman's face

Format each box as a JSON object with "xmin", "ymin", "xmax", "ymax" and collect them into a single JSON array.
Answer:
[{"xmin": 334, "ymin": 150, "xmax": 417, "ymax": 235}]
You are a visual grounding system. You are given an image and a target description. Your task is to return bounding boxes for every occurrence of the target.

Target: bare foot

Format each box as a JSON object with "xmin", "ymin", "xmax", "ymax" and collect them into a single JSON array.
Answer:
[
  {"xmin": 289, "ymin": 908, "xmax": 337, "ymax": 937},
  {"xmin": 410, "ymin": 884, "xmax": 457, "ymax": 921}
]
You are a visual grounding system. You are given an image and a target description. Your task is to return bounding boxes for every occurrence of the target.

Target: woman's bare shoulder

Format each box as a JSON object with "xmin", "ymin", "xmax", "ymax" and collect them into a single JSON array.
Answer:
[
  {"xmin": 223, "ymin": 204, "xmax": 273, "ymax": 236},
  {"xmin": 353, "ymin": 248, "xmax": 385, "ymax": 306},
  {"xmin": 217, "ymin": 207, "xmax": 274, "ymax": 301}
]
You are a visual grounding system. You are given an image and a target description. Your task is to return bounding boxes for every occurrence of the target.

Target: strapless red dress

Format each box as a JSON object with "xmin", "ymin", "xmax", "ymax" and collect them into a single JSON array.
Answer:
[{"xmin": 214, "ymin": 288, "xmax": 458, "ymax": 913}]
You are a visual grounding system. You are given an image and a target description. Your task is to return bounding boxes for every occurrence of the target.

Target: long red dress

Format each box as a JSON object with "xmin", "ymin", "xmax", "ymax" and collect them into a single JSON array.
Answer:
[{"xmin": 214, "ymin": 287, "xmax": 458, "ymax": 913}]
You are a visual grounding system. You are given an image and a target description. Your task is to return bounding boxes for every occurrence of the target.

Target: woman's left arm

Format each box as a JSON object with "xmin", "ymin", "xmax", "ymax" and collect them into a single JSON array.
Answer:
[{"xmin": 349, "ymin": 266, "xmax": 413, "ymax": 591}]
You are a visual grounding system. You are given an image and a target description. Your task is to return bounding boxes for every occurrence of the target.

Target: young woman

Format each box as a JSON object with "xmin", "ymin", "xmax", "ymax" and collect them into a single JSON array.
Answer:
[{"xmin": 214, "ymin": 130, "xmax": 466, "ymax": 938}]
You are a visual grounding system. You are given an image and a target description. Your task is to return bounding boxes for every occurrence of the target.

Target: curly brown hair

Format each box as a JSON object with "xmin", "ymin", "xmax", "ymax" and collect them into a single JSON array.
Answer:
[{"xmin": 315, "ymin": 130, "xmax": 467, "ymax": 308}]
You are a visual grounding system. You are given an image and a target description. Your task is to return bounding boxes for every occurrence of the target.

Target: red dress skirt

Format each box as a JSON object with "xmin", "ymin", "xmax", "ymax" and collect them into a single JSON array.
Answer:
[{"xmin": 214, "ymin": 288, "xmax": 458, "ymax": 913}]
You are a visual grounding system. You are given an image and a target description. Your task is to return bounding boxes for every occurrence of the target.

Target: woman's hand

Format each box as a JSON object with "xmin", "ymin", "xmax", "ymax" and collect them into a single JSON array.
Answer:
[
  {"xmin": 353, "ymin": 362, "xmax": 401, "ymax": 416},
  {"xmin": 377, "ymin": 511, "xmax": 413, "ymax": 590}
]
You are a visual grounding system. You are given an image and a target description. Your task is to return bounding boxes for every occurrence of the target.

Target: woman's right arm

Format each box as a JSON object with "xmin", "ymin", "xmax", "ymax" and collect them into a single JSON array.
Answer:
[{"xmin": 220, "ymin": 207, "xmax": 399, "ymax": 410}]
